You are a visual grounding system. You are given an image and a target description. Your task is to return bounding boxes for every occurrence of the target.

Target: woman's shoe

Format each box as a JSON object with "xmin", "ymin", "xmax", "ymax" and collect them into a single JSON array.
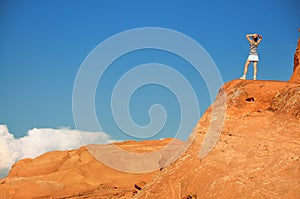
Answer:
[{"xmin": 240, "ymin": 75, "xmax": 246, "ymax": 80}]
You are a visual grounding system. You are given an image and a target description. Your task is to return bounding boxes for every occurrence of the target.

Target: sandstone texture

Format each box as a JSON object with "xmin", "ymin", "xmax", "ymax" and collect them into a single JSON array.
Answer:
[
  {"xmin": 290, "ymin": 31, "xmax": 300, "ymax": 83},
  {"xmin": 136, "ymin": 79, "xmax": 300, "ymax": 198},
  {"xmin": 0, "ymin": 139, "xmax": 184, "ymax": 199},
  {"xmin": 1, "ymin": 79, "xmax": 299, "ymax": 199}
]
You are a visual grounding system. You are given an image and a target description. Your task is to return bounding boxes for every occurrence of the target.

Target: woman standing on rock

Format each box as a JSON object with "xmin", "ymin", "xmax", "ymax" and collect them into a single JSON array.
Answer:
[{"xmin": 240, "ymin": 33, "xmax": 262, "ymax": 80}]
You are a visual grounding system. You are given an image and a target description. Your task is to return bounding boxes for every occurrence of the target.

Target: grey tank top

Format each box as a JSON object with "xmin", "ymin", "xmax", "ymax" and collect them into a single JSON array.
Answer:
[{"xmin": 249, "ymin": 42, "xmax": 258, "ymax": 55}]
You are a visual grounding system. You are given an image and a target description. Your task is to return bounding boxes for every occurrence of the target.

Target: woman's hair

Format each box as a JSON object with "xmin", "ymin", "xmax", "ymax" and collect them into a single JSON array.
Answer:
[
  {"xmin": 253, "ymin": 34, "xmax": 260, "ymax": 42},
  {"xmin": 253, "ymin": 36, "xmax": 258, "ymax": 42}
]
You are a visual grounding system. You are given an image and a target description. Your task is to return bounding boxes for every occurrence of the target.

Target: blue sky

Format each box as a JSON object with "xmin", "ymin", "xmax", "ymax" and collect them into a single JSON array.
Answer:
[{"xmin": 0, "ymin": 0, "xmax": 299, "ymax": 140}]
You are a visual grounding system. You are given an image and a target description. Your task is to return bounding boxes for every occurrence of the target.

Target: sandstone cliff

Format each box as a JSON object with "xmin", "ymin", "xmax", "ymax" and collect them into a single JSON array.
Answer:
[
  {"xmin": 1, "ymin": 34, "xmax": 300, "ymax": 199},
  {"xmin": 289, "ymin": 29, "xmax": 300, "ymax": 83},
  {"xmin": 136, "ymin": 79, "xmax": 300, "ymax": 198},
  {"xmin": 1, "ymin": 82, "xmax": 299, "ymax": 199},
  {"xmin": 0, "ymin": 139, "xmax": 184, "ymax": 199}
]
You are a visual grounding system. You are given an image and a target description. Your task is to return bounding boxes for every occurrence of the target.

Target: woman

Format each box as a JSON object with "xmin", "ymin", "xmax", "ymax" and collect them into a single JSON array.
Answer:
[{"xmin": 240, "ymin": 33, "xmax": 262, "ymax": 80}]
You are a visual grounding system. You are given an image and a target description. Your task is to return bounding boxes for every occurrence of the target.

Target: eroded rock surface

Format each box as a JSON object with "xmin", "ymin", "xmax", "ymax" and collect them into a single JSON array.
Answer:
[
  {"xmin": 136, "ymin": 80, "xmax": 300, "ymax": 199},
  {"xmin": 290, "ymin": 32, "xmax": 300, "ymax": 83},
  {"xmin": 0, "ymin": 139, "xmax": 184, "ymax": 199}
]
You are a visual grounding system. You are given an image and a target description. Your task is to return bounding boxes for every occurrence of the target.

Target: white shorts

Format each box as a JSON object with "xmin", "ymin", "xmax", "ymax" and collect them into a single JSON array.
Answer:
[{"xmin": 248, "ymin": 55, "xmax": 259, "ymax": 62}]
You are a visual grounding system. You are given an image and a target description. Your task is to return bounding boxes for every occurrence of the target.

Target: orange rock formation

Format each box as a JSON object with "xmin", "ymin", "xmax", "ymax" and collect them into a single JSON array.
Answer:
[
  {"xmin": 290, "ymin": 29, "xmax": 300, "ymax": 83},
  {"xmin": 1, "ymin": 33, "xmax": 299, "ymax": 199},
  {"xmin": 0, "ymin": 139, "xmax": 184, "ymax": 199},
  {"xmin": 136, "ymin": 79, "xmax": 300, "ymax": 198}
]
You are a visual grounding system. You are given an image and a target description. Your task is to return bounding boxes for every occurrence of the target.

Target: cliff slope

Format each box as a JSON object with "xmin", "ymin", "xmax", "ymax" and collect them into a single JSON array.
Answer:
[
  {"xmin": 290, "ymin": 29, "xmax": 300, "ymax": 83},
  {"xmin": 0, "ymin": 139, "xmax": 184, "ymax": 199},
  {"xmin": 136, "ymin": 79, "xmax": 300, "ymax": 198},
  {"xmin": 1, "ymin": 33, "xmax": 299, "ymax": 199}
]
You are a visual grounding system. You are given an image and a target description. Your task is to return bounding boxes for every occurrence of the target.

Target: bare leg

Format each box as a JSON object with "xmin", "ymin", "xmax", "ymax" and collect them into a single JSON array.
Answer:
[
  {"xmin": 240, "ymin": 60, "xmax": 250, "ymax": 79},
  {"xmin": 243, "ymin": 60, "xmax": 250, "ymax": 76},
  {"xmin": 253, "ymin": 61, "xmax": 257, "ymax": 80}
]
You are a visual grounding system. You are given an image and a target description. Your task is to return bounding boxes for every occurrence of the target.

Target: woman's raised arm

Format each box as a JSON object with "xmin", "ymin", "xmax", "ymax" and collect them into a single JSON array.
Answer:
[
  {"xmin": 246, "ymin": 34, "xmax": 253, "ymax": 43},
  {"xmin": 257, "ymin": 35, "xmax": 263, "ymax": 44}
]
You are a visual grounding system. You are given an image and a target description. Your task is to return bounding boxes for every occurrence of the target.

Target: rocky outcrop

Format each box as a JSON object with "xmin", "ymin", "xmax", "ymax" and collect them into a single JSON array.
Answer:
[
  {"xmin": 269, "ymin": 86, "xmax": 300, "ymax": 118},
  {"xmin": 136, "ymin": 80, "xmax": 300, "ymax": 198},
  {"xmin": 1, "ymin": 31, "xmax": 300, "ymax": 199},
  {"xmin": 3, "ymin": 79, "xmax": 299, "ymax": 199},
  {"xmin": 134, "ymin": 31, "xmax": 300, "ymax": 199},
  {"xmin": 289, "ymin": 30, "xmax": 300, "ymax": 83},
  {"xmin": 0, "ymin": 139, "xmax": 184, "ymax": 199}
]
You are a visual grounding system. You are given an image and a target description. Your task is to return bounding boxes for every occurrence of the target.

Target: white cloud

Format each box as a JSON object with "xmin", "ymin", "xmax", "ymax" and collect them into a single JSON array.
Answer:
[{"xmin": 0, "ymin": 125, "xmax": 115, "ymax": 178}]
